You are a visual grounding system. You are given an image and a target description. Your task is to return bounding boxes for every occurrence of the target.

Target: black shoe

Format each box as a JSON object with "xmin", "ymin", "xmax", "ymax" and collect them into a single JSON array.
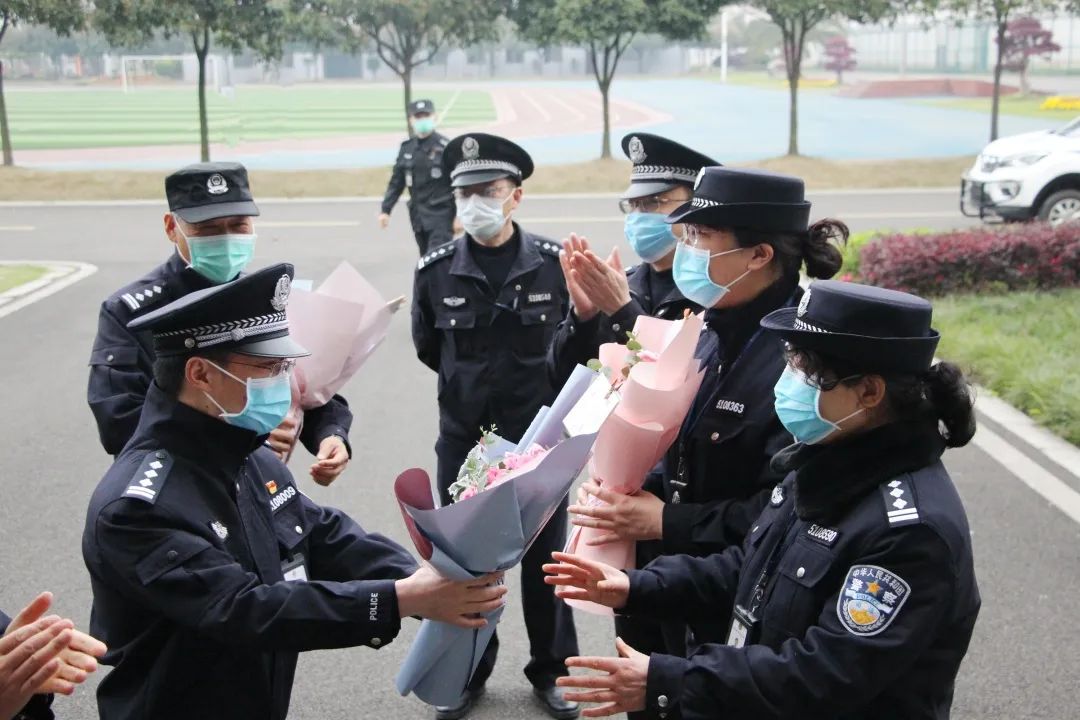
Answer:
[
  {"xmin": 434, "ymin": 686, "xmax": 486, "ymax": 720},
  {"xmin": 533, "ymin": 685, "xmax": 580, "ymax": 720}
]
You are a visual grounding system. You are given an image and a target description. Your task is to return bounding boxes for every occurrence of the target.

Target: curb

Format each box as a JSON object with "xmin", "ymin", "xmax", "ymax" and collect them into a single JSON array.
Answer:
[{"xmin": 0, "ymin": 261, "xmax": 98, "ymax": 320}]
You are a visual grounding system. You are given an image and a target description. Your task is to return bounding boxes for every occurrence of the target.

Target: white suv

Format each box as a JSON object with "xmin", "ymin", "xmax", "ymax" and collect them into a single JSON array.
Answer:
[{"xmin": 961, "ymin": 116, "xmax": 1080, "ymax": 225}]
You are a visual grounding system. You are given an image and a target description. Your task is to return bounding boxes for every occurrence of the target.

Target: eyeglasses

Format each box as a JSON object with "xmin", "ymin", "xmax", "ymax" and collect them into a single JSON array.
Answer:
[
  {"xmin": 454, "ymin": 183, "xmax": 515, "ymax": 201},
  {"xmin": 228, "ymin": 358, "xmax": 296, "ymax": 378},
  {"xmin": 679, "ymin": 224, "xmax": 728, "ymax": 248},
  {"xmin": 617, "ymin": 195, "xmax": 689, "ymax": 215}
]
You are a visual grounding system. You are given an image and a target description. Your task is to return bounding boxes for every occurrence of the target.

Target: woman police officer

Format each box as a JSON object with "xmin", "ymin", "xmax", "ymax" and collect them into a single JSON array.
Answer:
[
  {"xmin": 566, "ymin": 167, "xmax": 847, "ymax": 650},
  {"xmin": 545, "ymin": 279, "xmax": 981, "ymax": 719}
]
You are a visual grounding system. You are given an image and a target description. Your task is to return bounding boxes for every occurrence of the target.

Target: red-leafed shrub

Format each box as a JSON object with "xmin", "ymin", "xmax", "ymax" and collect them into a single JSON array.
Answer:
[{"xmin": 859, "ymin": 222, "xmax": 1080, "ymax": 296}]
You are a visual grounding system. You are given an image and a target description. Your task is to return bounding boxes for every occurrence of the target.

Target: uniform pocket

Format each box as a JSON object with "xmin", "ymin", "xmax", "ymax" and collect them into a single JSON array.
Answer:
[
  {"xmin": 135, "ymin": 535, "xmax": 213, "ymax": 586},
  {"xmin": 273, "ymin": 495, "xmax": 313, "ymax": 552},
  {"xmin": 514, "ymin": 307, "xmax": 557, "ymax": 358},
  {"xmin": 89, "ymin": 345, "xmax": 139, "ymax": 368},
  {"xmin": 764, "ymin": 539, "xmax": 836, "ymax": 638}
]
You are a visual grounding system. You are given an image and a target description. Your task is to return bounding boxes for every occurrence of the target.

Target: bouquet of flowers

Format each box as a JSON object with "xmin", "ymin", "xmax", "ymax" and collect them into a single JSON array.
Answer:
[
  {"xmin": 562, "ymin": 310, "xmax": 706, "ymax": 616},
  {"xmin": 394, "ymin": 365, "xmax": 603, "ymax": 707}
]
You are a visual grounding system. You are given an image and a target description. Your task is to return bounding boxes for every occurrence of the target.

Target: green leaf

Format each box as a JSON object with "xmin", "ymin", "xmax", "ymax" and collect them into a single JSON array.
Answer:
[
  {"xmin": 626, "ymin": 339, "xmax": 643, "ymax": 352},
  {"xmin": 587, "ymin": 358, "xmax": 604, "ymax": 372}
]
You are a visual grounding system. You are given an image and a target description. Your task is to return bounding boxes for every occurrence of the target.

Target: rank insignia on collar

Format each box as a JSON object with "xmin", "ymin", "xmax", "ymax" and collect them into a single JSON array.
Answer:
[
  {"xmin": 837, "ymin": 564, "xmax": 910, "ymax": 636},
  {"xmin": 443, "ymin": 296, "xmax": 466, "ymax": 307},
  {"xmin": 770, "ymin": 485, "xmax": 785, "ymax": 506},
  {"xmin": 210, "ymin": 521, "xmax": 229, "ymax": 541}
]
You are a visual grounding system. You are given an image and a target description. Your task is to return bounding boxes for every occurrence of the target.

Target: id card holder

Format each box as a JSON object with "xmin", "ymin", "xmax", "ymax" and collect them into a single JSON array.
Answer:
[
  {"xmin": 282, "ymin": 553, "xmax": 308, "ymax": 582},
  {"xmin": 727, "ymin": 605, "xmax": 757, "ymax": 648}
]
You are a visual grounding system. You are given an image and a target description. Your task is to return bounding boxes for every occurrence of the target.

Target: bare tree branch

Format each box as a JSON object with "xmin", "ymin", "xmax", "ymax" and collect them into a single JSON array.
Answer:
[{"xmin": 0, "ymin": 11, "xmax": 11, "ymax": 47}]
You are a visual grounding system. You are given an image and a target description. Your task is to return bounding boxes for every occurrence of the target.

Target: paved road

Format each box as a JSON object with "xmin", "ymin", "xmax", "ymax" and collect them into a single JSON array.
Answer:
[{"xmin": 0, "ymin": 191, "xmax": 1077, "ymax": 719}]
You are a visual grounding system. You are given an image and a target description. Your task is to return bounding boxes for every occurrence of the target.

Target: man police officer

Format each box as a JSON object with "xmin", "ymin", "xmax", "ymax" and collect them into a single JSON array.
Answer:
[
  {"xmin": 82, "ymin": 263, "xmax": 506, "ymax": 720},
  {"xmin": 87, "ymin": 162, "xmax": 354, "ymax": 485},
  {"xmin": 379, "ymin": 99, "xmax": 458, "ymax": 254},
  {"xmin": 411, "ymin": 133, "xmax": 579, "ymax": 720}
]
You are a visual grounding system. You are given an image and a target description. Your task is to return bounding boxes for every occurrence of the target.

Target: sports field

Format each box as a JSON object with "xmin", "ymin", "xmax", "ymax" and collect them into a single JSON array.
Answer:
[{"xmin": 4, "ymin": 85, "xmax": 496, "ymax": 150}]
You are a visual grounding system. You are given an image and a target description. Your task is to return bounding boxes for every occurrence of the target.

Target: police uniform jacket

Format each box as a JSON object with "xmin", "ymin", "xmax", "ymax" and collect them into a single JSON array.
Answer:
[
  {"xmin": 412, "ymin": 226, "xmax": 568, "ymax": 442},
  {"xmin": 82, "ymin": 383, "xmax": 416, "ymax": 720},
  {"xmin": 624, "ymin": 419, "xmax": 980, "ymax": 720},
  {"xmin": 547, "ymin": 263, "xmax": 699, "ymax": 392},
  {"xmin": 659, "ymin": 277, "xmax": 800, "ymax": 559},
  {"xmin": 88, "ymin": 252, "xmax": 353, "ymax": 456},
  {"xmin": 0, "ymin": 611, "xmax": 53, "ymax": 720},
  {"xmin": 381, "ymin": 132, "xmax": 455, "ymax": 233}
]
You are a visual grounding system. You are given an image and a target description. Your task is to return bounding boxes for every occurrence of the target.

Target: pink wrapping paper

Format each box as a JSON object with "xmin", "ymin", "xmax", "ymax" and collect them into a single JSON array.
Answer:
[{"xmin": 563, "ymin": 312, "xmax": 705, "ymax": 616}]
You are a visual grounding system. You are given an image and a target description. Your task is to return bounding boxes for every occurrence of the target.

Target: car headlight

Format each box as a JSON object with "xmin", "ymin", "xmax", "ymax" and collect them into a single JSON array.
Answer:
[{"xmin": 999, "ymin": 153, "xmax": 1047, "ymax": 168}]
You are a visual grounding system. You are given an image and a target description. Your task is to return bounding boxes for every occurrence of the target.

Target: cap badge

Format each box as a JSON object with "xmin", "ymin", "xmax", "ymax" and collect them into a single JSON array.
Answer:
[
  {"xmin": 207, "ymin": 173, "xmax": 229, "ymax": 195},
  {"xmin": 462, "ymin": 136, "xmax": 480, "ymax": 160},
  {"xmin": 271, "ymin": 274, "xmax": 292, "ymax": 311},
  {"xmin": 694, "ymin": 167, "xmax": 706, "ymax": 191},
  {"xmin": 797, "ymin": 286, "xmax": 812, "ymax": 318},
  {"xmin": 628, "ymin": 136, "xmax": 646, "ymax": 164}
]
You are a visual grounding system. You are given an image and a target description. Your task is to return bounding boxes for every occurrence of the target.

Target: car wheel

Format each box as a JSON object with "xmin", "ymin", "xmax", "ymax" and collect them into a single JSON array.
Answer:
[{"xmin": 1037, "ymin": 189, "xmax": 1080, "ymax": 226}]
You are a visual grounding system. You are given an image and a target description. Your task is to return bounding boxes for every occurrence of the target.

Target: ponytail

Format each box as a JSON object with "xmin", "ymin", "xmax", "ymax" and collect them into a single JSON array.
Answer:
[
  {"xmin": 924, "ymin": 361, "xmax": 977, "ymax": 448},
  {"xmin": 731, "ymin": 218, "xmax": 848, "ymax": 280}
]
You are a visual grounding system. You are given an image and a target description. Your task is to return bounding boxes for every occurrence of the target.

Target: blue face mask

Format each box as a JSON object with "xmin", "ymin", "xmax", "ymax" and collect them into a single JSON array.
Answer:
[
  {"xmin": 176, "ymin": 217, "xmax": 256, "ymax": 284},
  {"xmin": 672, "ymin": 242, "xmax": 751, "ymax": 308},
  {"xmin": 204, "ymin": 361, "xmax": 293, "ymax": 436},
  {"xmin": 773, "ymin": 366, "xmax": 864, "ymax": 444},
  {"xmin": 624, "ymin": 213, "xmax": 678, "ymax": 263}
]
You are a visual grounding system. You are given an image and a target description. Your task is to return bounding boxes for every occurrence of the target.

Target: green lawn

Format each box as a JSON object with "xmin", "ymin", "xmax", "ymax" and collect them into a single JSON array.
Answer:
[
  {"xmin": 919, "ymin": 94, "xmax": 1079, "ymax": 120},
  {"xmin": 0, "ymin": 265, "xmax": 47, "ymax": 294},
  {"xmin": 3, "ymin": 86, "xmax": 495, "ymax": 149},
  {"xmin": 933, "ymin": 289, "xmax": 1080, "ymax": 445}
]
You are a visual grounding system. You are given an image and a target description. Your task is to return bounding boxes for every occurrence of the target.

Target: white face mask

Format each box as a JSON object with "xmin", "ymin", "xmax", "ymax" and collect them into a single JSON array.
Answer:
[{"xmin": 456, "ymin": 194, "xmax": 512, "ymax": 242}]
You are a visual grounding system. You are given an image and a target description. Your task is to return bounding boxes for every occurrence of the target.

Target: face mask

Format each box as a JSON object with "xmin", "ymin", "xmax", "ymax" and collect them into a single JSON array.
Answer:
[
  {"xmin": 175, "ymin": 217, "xmax": 256, "ymax": 284},
  {"xmin": 457, "ymin": 194, "xmax": 511, "ymax": 242},
  {"xmin": 204, "ymin": 361, "xmax": 292, "ymax": 436},
  {"xmin": 624, "ymin": 213, "xmax": 677, "ymax": 263},
  {"xmin": 773, "ymin": 366, "xmax": 864, "ymax": 444},
  {"xmin": 672, "ymin": 242, "xmax": 751, "ymax": 308},
  {"xmin": 413, "ymin": 117, "xmax": 436, "ymax": 135}
]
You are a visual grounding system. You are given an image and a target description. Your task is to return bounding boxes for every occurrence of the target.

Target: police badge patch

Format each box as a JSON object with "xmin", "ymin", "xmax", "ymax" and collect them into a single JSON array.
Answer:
[
  {"xmin": 271, "ymin": 274, "xmax": 291, "ymax": 311},
  {"xmin": 797, "ymin": 286, "xmax": 812, "ymax": 317},
  {"xmin": 628, "ymin": 136, "xmax": 646, "ymax": 164},
  {"xmin": 207, "ymin": 173, "xmax": 229, "ymax": 195},
  {"xmin": 837, "ymin": 564, "xmax": 911, "ymax": 636},
  {"xmin": 770, "ymin": 484, "xmax": 785, "ymax": 506},
  {"xmin": 462, "ymin": 136, "xmax": 480, "ymax": 160}
]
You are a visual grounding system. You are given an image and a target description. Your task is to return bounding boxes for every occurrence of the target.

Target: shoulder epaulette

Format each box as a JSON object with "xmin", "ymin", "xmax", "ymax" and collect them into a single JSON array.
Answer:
[
  {"xmin": 417, "ymin": 241, "xmax": 457, "ymax": 270},
  {"xmin": 122, "ymin": 450, "xmax": 174, "ymax": 504},
  {"xmin": 439, "ymin": 136, "xmax": 449, "ymax": 146},
  {"xmin": 118, "ymin": 282, "xmax": 166, "ymax": 314},
  {"xmin": 533, "ymin": 238, "xmax": 563, "ymax": 258},
  {"xmin": 881, "ymin": 476, "xmax": 920, "ymax": 527}
]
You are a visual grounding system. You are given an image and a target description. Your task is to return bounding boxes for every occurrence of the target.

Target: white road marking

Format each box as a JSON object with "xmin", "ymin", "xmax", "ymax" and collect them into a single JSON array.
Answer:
[
  {"xmin": 976, "ymin": 392, "xmax": 1080, "ymax": 481},
  {"xmin": 437, "ymin": 88, "xmax": 463, "ymax": 124},
  {"xmin": 0, "ymin": 261, "xmax": 97, "ymax": 320},
  {"xmin": 973, "ymin": 424, "xmax": 1080, "ymax": 526},
  {"xmin": 519, "ymin": 89, "xmax": 553, "ymax": 123}
]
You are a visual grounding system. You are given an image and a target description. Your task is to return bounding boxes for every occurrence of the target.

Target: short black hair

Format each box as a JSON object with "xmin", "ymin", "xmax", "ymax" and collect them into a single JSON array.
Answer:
[{"xmin": 153, "ymin": 349, "xmax": 232, "ymax": 396}]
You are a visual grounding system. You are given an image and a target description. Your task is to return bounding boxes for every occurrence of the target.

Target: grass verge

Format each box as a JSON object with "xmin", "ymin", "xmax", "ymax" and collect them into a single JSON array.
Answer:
[
  {"xmin": 919, "ymin": 94, "xmax": 1077, "ymax": 120},
  {"xmin": 933, "ymin": 289, "xmax": 1080, "ymax": 445},
  {"xmin": 0, "ymin": 155, "xmax": 972, "ymax": 201},
  {"xmin": 0, "ymin": 265, "xmax": 48, "ymax": 294}
]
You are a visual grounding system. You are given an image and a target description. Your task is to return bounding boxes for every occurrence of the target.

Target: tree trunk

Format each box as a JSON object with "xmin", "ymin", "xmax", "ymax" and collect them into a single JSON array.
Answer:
[
  {"xmin": 1020, "ymin": 63, "xmax": 1029, "ymax": 95},
  {"xmin": 600, "ymin": 80, "xmax": 611, "ymax": 159},
  {"xmin": 0, "ymin": 60, "xmax": 12, "ymax": 166},
  {"xmin": 991, "ymin": 20, "xmax": 1006, "ymax": 142},
  {"xmin": 402, "ymin": 65, "xmax": 413, "ymax": 136},
  {"xmin": 195, "ymin": 27, "xmax": 211, "ymax": 162}
]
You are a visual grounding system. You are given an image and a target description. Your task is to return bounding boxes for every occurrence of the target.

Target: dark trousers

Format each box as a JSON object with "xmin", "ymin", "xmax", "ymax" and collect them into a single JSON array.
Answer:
[
  {"xmin": 411, "ymin": 210, "xmax": 455, "ymax": 255},
  {"xmin": 616, "ymin": 540, "xmax": 687, "ymax": 720},
  {"xmin": 436, "ymin": 435, "xmax": 579, "ymax": 690}
]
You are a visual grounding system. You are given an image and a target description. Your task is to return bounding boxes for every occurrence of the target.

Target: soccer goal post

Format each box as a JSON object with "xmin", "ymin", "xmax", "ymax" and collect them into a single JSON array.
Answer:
[{"xmin": 119, "ymin": 54, "xmax": 224, "ymax": 93}]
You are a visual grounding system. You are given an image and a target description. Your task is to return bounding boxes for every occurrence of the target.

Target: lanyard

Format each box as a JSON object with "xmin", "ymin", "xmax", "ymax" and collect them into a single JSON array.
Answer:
[{"xmin": 747, "ymin": 506, "xmax": 800, "ymax": 618}]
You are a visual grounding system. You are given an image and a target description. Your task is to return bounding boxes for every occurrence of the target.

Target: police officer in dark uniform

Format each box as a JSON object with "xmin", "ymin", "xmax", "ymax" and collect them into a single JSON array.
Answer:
[
  {"xmin": 567, "ymin": 168, "xmax": 846, "ymax": 647},
  {"xmin": 82, "ymin": 263, "xmax": 507, "ymax": 720},
  {"xmin": 379, "ymin": 99, "xmax": 457, "ymax": 255},
  {"xmin": 547, "ymin": 133, "xmax": 713, "ymax": 389},
  {"xmin": 88, "ymin": 162, "xmax": 355, "ymax": 487},
  {"xmin": 412, "ymin": 133, "xmax": 579, "ymax": 720},
  {"xmin": 547, "ymin": 280, "xmax": 981, "ymax": 719}
]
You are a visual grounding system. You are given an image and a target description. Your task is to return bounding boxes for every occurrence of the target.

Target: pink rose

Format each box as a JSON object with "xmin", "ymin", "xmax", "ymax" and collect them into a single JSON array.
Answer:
[
  {"xmin": 486, "ymin": 467, "xmax": 504, "ymax": 485},
  {"xmin": 460, "ymin": 486, "xmax": 478, "ymax": 501}
]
